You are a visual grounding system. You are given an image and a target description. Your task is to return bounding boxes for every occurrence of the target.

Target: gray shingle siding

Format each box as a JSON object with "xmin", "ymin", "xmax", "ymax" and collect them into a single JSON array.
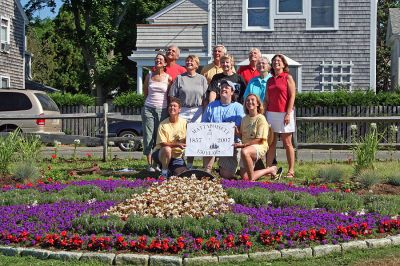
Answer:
[
  {"xmin": 153, "ymin": 0, "xmax": 208, "ymax": 24},
  {"xmin": 0, "ymin": 0, "xmax": 25, "ymax": 89},
  {"xmin": 214, "ymin": 0, "xmax": 372, "ymax": 91}
]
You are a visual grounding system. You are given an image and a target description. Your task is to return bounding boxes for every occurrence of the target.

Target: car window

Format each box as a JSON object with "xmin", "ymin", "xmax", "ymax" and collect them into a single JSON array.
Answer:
[
  {"xmin": 34, "ymin": 93, "xmax": 60, "ymax": 112},
  {"xmin": 0, "ymin": 92, "xmax": 32, "ymax": 111}
]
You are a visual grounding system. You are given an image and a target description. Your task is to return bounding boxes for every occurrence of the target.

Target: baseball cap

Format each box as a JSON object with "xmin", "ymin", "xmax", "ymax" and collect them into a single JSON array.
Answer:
[{"xmin": 220, "ymin": 79, "xmax": 235, "ymax": 90}]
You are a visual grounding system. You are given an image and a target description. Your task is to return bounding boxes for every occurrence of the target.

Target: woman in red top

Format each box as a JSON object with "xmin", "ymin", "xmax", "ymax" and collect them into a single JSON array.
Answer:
[{"xmin": 264, "ymin": 54, "xmax": 296, "ymax": 178}]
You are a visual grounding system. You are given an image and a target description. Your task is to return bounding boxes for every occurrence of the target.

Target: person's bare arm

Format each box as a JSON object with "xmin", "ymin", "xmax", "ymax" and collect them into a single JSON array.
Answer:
[
  {"xmin": 143, "ymin": 74, "xmax": 150, "ymax": 98},
  {"xmin": 284, "ymin": 74, "xmax": 296, "ymax": 125}
]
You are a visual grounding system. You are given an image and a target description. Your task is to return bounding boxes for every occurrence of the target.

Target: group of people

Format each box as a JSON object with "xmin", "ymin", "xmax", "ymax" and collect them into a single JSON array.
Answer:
[{"xmin": 141, "ymin": 44, "xmax": 296, "ymax": 180}]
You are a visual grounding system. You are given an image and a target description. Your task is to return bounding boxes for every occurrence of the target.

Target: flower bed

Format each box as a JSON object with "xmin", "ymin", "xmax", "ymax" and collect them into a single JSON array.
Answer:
[{"xmin": 0, "ymin": 177, "xmax": 399, "ymax": 255}]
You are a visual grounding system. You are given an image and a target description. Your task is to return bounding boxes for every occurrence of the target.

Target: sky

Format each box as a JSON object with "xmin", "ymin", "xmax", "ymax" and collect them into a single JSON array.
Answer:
[{"xmin": 20, "ymin": 0, "xmax": 62, "ymax": 19}]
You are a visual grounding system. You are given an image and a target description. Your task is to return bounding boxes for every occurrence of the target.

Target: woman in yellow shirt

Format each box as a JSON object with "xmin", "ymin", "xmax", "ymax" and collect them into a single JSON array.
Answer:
[{"xmin": 234, "ymin": 94, "xmax": 282, "ymax": 181}]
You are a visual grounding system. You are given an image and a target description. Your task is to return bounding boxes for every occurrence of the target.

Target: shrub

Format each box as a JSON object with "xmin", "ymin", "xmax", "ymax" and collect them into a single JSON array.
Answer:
[
  {"xmin": 112, "ymin": 92, "xmax": 145, "ymax": 108},
  {"xmin": 364, "ymin": 195, "xmax": 400, "ymax": 216},
  {"xmin": 0, "ymin": 130, "xmax": 20, "ymax": 174},
  {"xmin": 295, "ymin": 90, "xmax": 400, "ymax": 108},
  {"xmin": 316, "ymin": 192, "xmax": 363, "ymax": 212},
  {"xmin": 17, "ymin": 135, "xmax": 42, "ymax": 162},
  {"xmin": 386, "ymin": 173, "xmax": 400, "ymax": 186},
  {"xmin": 355, "ymin": 169, "xmax": 382, "ymax": 189},
  {"xmin": 353, "ymin": 126, "xmax": 381, "ymax": 174},
  {"xmin": 316, "ymin": 165, "xmax": 347, "ymax": 183},
  {"xmin": 12, "ymin": 161, "xmax": 40, "ymax": 183},
  {"xmin": 49, "ymin": 92, "xmax": 95, "ymax": 106},
  {"xmin": 227, "ymin": 188, "xmax": 271, "ymax": 207}
]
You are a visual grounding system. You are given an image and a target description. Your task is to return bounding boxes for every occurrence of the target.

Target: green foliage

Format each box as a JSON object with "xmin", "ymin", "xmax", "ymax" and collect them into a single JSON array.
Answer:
[
  {"xmin": 112, "ymin": 92, "xmax": 145, "ymax": 108},
  {"xmin": 364, "ymin": 194, "xmax": 400, "ymax": 216},
  {"xmin": 12, "ymin": 161, "xmax": 40, "ymax": 183},
  {"xmin": 353, "ymin": 126, "xmax": 382, "ymax": 174},
  {"xmin": 49, "ymin": 92, "xmax": 95, "ymax": 106},
  {"xmin": 295, "ymin": 90, "xmax": 400, "ymax": 108},
  {"xmin": 73, "ymin": 214, "xmax": 125, "ymax": 235},
  {"xmin": 386, "ymin": 172, "xmax": 400, "ymax": 186},
  {"xmin": 17, "ymin": 135, "xmax": 42, "ymax": 162},
  {"xmin": 317, "ymin": 192, "xmax": 364, "ymax": 213},
  {"xmin": 0, "ymin": 131, "xmax": 20, "ymax": 174},
  {"xmin": 226, "ymin": 188, "xmax": 271, "ymax": 207},
  {"xmin": 316, "ymin": 165, "xmax": 347, "ymax": 183},
  {"xmin": 355, "ymin": 169, "xmax": 382, "ymax": 189}
]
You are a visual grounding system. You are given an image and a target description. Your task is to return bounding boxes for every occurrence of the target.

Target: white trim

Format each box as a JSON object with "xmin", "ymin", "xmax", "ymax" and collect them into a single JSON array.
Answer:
[
  {"xmin": 370, "ymin": 0, "xmax": 377, "ymax": 92},
  {"xmin": 275, "ymin": 0, "xmax": 305, "ymax": 18},
  {"xmin": 242, "ymin": 0, "xmax": 273, "ymax": 31},
  {"xmin": 14, "ymin": 0, "xmax": 29, "ymax": 24},
  {"xmin": 146, "ymin": 0, "xmax": 186, "ymax": 23},
  {"xmin": 0, "ymin": 76, "xmax": 11, "ymax": 88},
  {"xmin": 0, "ymin": 17, "xmax": 10, "ymax": 54},
  {"xmin": 305, "ymin": 0, "xmax": 339, "ymax": 31},
  {"xmin": 207, "ymin": 0, "xmax": 212, "ymax": 60}
]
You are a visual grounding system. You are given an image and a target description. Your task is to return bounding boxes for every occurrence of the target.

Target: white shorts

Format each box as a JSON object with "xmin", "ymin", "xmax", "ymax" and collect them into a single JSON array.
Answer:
[
  {"xmin": 239, "ymin": 144, "xmax": 264, "ymax": 168},
  {"xmin": 179, "ymin": 107, "xmax": 202, "ymax": 123},
  {"xmin": 266, "ymin": 111, "xmax": 296, "ymax": 133}
]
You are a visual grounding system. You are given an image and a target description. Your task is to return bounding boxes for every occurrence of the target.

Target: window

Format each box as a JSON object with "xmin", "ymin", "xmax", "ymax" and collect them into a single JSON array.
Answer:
[
  {"xmin": 1, "ymin": 76, "xmax": 10, "ymax": 88},
  {"xmin": 35, "ymin": 93, "xmax": 60, "ymax": 112},
  {"xmin": 0, "ymin": 92, "xmax": 32, "ymax": 111},
  {"xmin": 278, "ymin": 0, "xmax": 302, "ymax": 13},
  {"xmin": 1, "ymin": 18, "xmax": 10, "ymax": 52},
  {"xmin": 243, "ymin": 0, "xmax": 271, "ymax": 30},
  {"xmin": 310, "ymin": 0, "xmax": 336, "ymax": 29},
  {"xmin": 319, "ymin": 60, "xmax": 353, "ymax": 91}
]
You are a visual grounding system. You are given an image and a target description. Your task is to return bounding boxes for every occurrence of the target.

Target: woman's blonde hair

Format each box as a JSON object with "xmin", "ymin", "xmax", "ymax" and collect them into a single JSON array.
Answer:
[
  {"xmin": 244, "ymin": 94, "xmax": 264, "ymax": 115},
  {"xmin": 186, "ymin": 55, "xmax": 200, "ymax": 68},
  {"xmin": 220, "ymin": 54, "xmax": 235, "ymax": 67}
]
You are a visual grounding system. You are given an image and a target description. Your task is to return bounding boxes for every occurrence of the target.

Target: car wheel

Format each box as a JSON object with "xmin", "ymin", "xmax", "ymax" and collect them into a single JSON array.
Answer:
[{"xmin": 118, "ymin": 130, "xmax": 140, "ymax": 151}]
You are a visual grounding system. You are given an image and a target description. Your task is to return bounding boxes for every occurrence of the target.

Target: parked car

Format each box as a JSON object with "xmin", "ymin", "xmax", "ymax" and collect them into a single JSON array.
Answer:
[
  {"xmin": 0, "ymin": 89, "xmax": 63, "ymax": 134},
  {"xmin": 103, "ymin": 120, "xmax": 143, "ymax": 151}
]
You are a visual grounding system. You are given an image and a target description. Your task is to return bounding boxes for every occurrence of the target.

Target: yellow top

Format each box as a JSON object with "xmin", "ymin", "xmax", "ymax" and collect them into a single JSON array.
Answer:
[
  {"xmin": 240, "ymin": 114, "xmax": 269, "ymax": 156},
  {"xmin": 201, "ymin": 63, "xmax": 235, "ymax": 84},
  {"xmin": 155, "ymin": 117, "xmax": 187, "ymax": 158}
]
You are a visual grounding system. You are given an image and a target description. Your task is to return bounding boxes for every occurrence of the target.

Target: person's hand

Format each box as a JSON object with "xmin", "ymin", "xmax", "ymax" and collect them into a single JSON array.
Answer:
[
  {"xmin": 178, "ymin": 143, "xmax": 186, "ymax": 149},
  {"xmin": 234, "ymin": 126, "xmax": 240, "ymax": 135},
  {"xmin": 233, "ymin": 143, "xmax": 245, "ymax": 149},
  {"xmin": 284, "ymin": 113, "xmax": 290, "ymax": 125}
]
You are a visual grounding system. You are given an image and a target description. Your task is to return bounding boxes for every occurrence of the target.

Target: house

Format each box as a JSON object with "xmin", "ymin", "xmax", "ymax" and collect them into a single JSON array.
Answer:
[
  {"xmin": 129, "ymin": 0, "xmax": 377, "ymax": 94},
  {"xmin": 0, "ymin": 0, "xmax": 28, "ymax": 89},
  {"xmin": 387, "ymin": 8, "xmax": 400, "ymax": 90}
]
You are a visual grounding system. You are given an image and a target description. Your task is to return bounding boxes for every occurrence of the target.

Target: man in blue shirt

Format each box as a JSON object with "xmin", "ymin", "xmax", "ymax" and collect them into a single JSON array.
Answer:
[
  {"xmin": 243, "ymin": 57, "xmax": 272, "ymax": 102},
  {"xmin": 202, "ymin": 80, "xmax": 245, "ymax": 178}
]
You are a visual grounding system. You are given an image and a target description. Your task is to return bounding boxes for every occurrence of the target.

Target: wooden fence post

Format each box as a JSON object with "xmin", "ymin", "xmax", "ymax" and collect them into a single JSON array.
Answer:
[{"xmin": 103, "ymin": 103, "xmax": 108, "ymax": 162}]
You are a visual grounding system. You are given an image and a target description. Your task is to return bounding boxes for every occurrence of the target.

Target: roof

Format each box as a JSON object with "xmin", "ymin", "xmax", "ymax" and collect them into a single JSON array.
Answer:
[
  {"xmin": 146, "ymin": 0, "xmax": 186, "ymax": 23},
  {"xmin": 15, "ymin": 0, "xmax": 29, "ymax": 24},
  {"xmin": 25, "ymin": 79, "xmax": 60, "ymax": 93},
  {"xmin": 237, "ymin": 54, "xmax": 302, "ymax": 66}
]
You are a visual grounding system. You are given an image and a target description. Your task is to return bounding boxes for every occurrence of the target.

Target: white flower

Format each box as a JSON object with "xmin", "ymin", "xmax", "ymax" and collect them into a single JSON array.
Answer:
[
  {"xmin": 128, "ymin": 140, "xmax": 135, "ymax": 146},
  {"xmin": 74, "ymin": 139, "xmax": 81, "ymax": 145},
  {"xmin": 370, "ymin": 123, "xmax": 377, "ymax": 129},
  {"xmin": 390, "ymin": 125, "xmax": 398, "ymax": 133},
  {"xmin": 350, "ymin": 124, "xmax": 357, "ymax": 131},
  {"xmin": 35, "ymin": 135, "xmax": 41, "ymax": 139},
  {"xmin": 53, "ymin": 140, "xmax": 61, "ymax": 146},
  {"xmin": 108, "ymin": 141, "xmax": 115, "ymax": 146},
  {"xmin": 87, "ymin": 198, "xmax": 97, "ymax": 204}
]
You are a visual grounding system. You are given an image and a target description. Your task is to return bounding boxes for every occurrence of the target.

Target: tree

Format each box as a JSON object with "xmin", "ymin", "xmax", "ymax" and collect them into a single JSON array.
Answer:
[
  {"xmin": 377, "ymin": 0, "xmax": 400, "ymax": 91},
  {"xmin": 25, "ymin": 0, "xmax": 175, "ymax": 103}
]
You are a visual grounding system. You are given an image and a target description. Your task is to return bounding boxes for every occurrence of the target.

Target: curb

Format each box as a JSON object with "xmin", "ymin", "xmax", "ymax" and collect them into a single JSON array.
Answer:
[{"xmin": 0, "ymin": 234, "xmax": 399, "ymax": 265}]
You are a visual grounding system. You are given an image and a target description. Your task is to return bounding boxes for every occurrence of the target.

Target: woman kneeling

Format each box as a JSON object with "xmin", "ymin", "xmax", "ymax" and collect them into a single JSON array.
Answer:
[{"xmin": 235, "ymin": 94, "xmax": 280, "ymax": 181}]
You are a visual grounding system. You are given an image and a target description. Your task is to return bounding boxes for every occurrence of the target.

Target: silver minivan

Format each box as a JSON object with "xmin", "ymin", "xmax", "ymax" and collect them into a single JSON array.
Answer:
[{"xmin": 0, "ymin": 89, "xmax": 63, "ymax": 134}]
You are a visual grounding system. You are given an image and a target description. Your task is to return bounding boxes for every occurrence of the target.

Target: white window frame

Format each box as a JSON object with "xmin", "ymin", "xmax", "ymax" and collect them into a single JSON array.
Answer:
[
  {"xmin": 1, "ymin": 16, "xmax": 10, "ymax": 53},
  {"xmin": 242, "ymin": 0, "xmax": 274, "ymax": 31},
  {"xmin": 305, "ymin": 0, "xmax": 339, "ymax": 31},
  {"xmin": 276, "ymin": 0, "xmax": 305, "ymax": 17},
  {"xmin": 0, "ymin": 76, "xmax": 10, "ymax": 88}
]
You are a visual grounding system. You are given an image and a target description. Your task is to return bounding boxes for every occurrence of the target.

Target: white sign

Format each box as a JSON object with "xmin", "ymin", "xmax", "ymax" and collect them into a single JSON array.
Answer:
[{"xmin": 185, "ymin": 123, "xmax": 235, "ymax": 157}]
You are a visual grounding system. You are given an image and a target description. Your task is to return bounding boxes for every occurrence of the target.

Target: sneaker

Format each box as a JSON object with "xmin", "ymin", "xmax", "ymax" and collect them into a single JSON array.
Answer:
[
  {"xmin": 155, "ymin": 166, "xmax": 161, "ymax": 172},
  {"xmin": 160, "ymin": 170, "xmax": 169, "ymax": 178},
  {"xmin": 147, "ymin": 166, "xmax": 156, "ymax": 172}
]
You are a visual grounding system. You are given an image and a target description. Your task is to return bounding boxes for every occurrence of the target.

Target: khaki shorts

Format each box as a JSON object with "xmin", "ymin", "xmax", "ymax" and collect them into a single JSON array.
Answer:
[
  {"xmin": 218, "ymin": 148, "xmax": 240, "ymax": 176},
  {"xmin": 239, "ymin": 144, "xmax": 266, "ymax": 168}
]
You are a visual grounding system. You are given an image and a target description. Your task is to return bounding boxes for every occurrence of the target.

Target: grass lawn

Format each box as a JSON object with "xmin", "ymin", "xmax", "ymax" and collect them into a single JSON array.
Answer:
[{"xmin": 1, "ymin": 245, "xmax": 400, "ymax": 265}]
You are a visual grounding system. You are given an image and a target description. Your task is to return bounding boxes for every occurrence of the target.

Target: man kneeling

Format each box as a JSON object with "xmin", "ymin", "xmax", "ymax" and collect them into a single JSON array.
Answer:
[{"xmin": 152, "ymin": 98, "xmax": 187, "ymax": 177}]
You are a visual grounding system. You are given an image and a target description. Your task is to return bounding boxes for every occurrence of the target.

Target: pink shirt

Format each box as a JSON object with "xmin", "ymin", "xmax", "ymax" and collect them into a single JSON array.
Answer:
[
  {"xmin": 267, "ymin": 72, "xmax": 289, "ymax": 112},
  {"xmin": 145, "ymin": 72, "xmax": 170, "ymax": 109}
]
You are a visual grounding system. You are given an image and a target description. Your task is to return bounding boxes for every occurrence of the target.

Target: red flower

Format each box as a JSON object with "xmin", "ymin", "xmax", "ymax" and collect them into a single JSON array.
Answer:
[
  {"xmin": 205, "ymin": 237, "xmax": 220, "ymax": 252},
  {"xmin": 51, "ymin": 154, "xmax": 57, "ymax": 159}
]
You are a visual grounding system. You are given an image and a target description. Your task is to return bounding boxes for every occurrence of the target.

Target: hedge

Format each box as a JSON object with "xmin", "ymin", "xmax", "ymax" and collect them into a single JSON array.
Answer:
[{"xmin": 49, "ymin": 92, "xmax": 95, "ymax": 106}]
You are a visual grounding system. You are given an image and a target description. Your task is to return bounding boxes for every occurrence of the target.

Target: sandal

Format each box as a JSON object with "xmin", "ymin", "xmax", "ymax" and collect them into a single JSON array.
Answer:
[
  {"xmin": 272, "ymin": 167, "xmax": 283, "ymax": 180},
  {"xmin": 284, "ymin": 171, "xmax": 295, "ymax": 178}
]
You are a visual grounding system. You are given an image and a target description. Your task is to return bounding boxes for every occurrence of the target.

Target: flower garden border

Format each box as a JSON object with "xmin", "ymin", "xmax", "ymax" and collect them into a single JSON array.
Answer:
[{"xmin": 1, "ymin": 234, "xmax": 399, "ymax": 265}]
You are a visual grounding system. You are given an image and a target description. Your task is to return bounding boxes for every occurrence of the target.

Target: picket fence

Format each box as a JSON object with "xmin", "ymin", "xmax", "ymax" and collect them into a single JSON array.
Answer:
[{"xmin": 60, "ymin": 105, "xmax": 400, "ymax": 144}]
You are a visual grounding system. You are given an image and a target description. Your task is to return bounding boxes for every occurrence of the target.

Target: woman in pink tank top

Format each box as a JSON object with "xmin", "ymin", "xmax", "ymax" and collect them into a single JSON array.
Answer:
[
  {"xmin": 264, "ymin": 54, "xmax": 296, "ymax": 178},
  {"xmin": 142, "ymin": 53, "xmax": 172, "ymax": 172}
]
